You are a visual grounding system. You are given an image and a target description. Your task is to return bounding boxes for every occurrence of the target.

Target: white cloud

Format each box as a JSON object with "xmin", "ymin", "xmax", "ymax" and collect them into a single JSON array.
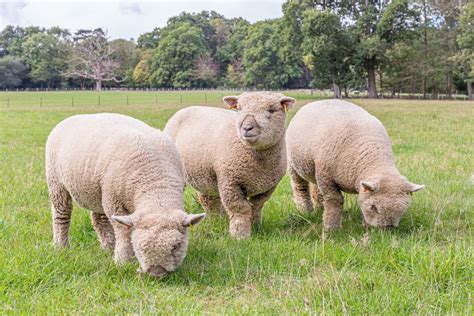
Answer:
[
  {"xmin": 119, "ymin": 2, "xmax": 142, "ymax": 15},
  {"xmin": 0, "ymin": 0, "xmax": 28, "ymax": 24},
  {"xmin": 0, "ymin": 0, "xmax": 285, "ymax": 39}
]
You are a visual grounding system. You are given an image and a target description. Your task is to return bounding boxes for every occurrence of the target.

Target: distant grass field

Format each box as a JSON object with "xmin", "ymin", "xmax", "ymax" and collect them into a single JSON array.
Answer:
[{"xmin": 0, "ymin": 91, "xmax": 472, "ymax": 314}]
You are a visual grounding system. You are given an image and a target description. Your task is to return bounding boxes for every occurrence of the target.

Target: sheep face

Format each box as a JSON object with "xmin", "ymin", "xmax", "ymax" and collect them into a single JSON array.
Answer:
[
  {"xmin": 112, "ymin": 212, "xmax": 205, "ymax": 278},
  {"xmin": 358, "ymin": 176, "xmax": 424, "ymax": 228},
  {"xmin": 223, "ymin": 92, "xmax": 295, "ymax": 150}
]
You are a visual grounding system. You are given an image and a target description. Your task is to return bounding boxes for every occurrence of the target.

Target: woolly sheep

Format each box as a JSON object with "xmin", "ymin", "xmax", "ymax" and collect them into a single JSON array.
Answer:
[
  {"xmin": 164, "ymin": 92, "xmax": 295, "ymax": 238},
  {"xmin": 286, "ymin": 100, "xmax": 424, "ymax": 230},
  {"xmin": 46, "ymin": 113, "xmax": 205, "ymax": 278}
]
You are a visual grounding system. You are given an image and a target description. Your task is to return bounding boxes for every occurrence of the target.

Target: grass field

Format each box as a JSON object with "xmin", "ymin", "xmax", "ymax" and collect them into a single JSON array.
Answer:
[{"xmin": 0, "ymin": 91, "xmax": 472, "ymax": 314}]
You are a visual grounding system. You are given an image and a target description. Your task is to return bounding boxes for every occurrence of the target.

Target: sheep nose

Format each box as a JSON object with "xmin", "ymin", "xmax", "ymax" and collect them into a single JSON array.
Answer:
[
  {"xmin": 243, "ymin": 124, "xmax": 254, "ymax": 132},
  {"xmin": 147, "ymin": 265, "xmax": 168, "ymax": 278}
]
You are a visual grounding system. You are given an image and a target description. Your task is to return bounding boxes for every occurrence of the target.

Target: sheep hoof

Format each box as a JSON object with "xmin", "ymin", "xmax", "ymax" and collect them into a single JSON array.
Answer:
[
  {"xmin": 323, "ymin": 222, "xmax": 342, "ymax": 232},
  {"xmin": 229, "ymin": 215, "xmax": 252, "ymax": 239},
  {"xmin": 294, "ymin": 198, "xmax": 314, "ymax": 213},
  {"xmin": 53, "ymin": 239, "xmax": 70, "ymax": 248}
]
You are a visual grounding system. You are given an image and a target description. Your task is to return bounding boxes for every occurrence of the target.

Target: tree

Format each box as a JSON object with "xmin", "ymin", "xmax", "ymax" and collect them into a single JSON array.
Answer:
[
  {"xmin": 243, "ymin": 20, "xmax": 289, "ymax": 89},
  {"xmin": 136, "ymin": 28, "xmax": 161, "ymax": 49},
  {"xmin": 455, "ymin": 1, "xmax": 474, "ymax": 98},
  {"xmin": 149, "ymin": 22, "xmax": 207, "ymax": 88},
  {"xmin": 0, "ymin": 26, "xmax": 44, "ymax": 57},
  {"xmin": 217, "ymin": 19, "xmax": 249, "ymax": 71},
  {"xmin": 0, "ymin": 56, "xmax": 27, "ymax": 88},
  {"xmin": 132, "ymin": 49, "xmax": 154, "ymax": 87},
  {"xmin": 224, "ymin": 62, "xmax": 245, "ymax": 88},
  {"xmin": 66, "ymin": 29, "xmax": 122, "ymax": 90},
  {"xmin": 21, "ymin": 32, "xmax": 68, "ymax": 88},
  {"xmin": 302, "ymin": 9, "xmax": 353, "ymax": 98},
  {"xmin": 109, "ymin": 39, "xmax": 136, "ymax": 85},
  {"xmin": 280, "ymin": 1, "xmax": 307, "ymax": 87},
  {"xmin": 349, "ymin": 0, "xmax": 419, "ymax": 98},
  {"xmin": 193, "ymin": 53, "xmax": 219, "ymax": 87}
]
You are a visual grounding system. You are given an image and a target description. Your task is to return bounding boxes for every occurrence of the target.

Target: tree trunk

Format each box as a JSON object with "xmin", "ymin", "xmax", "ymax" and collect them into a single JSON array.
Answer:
[
  {"xmin": 95, "ymin": 79, "xmax": 102, "ymax": 91},
  {"xmin": 344, "ymin": 86, "xmax": 349, "ymax": 98},
  {"xmin": 379, "ymin": 71, "xmax": 383, "ymax": 97},
  {"xmin": 333, "ymin": 81, "xmax": 342, "ymax": 99},
  {"xmin": 367, "ymin": 61, "xmax": 378, "ymax": 98},
  {"xmin": 422, "ymin": 78, "xmax": 427, "ymax": 99},
  {"xmin": 447, "ymin": 73, "xmax": 452, "ymax": 97},
  {"xmin": 467, "ymin": 82, "xmax": 473, "ymax": 101}
]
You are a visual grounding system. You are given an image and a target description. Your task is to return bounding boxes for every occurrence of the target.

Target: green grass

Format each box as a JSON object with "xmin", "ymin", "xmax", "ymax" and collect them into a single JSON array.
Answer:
[{"xmin": 0, "ymin": 91, "xmax": 472, "ymax": 314}]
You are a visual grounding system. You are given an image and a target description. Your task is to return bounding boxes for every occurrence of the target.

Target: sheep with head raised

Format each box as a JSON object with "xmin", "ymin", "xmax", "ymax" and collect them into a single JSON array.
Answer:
[
  {"xmin": 164, "ymin": 92, "xmax": 295, "ymax": 238},
  {"xmin": 46, "ymin": 113, "xmax": 205, "ymax": 278},
  {"xmin": 286, "ymin": 100, "xmax": 424, "ymax": 230}
]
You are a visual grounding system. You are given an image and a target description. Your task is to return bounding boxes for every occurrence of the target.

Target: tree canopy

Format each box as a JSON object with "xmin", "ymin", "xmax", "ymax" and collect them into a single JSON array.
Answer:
[{"xmin": 0, "ymin": 1, "xmax": 471, "ymax": 97}]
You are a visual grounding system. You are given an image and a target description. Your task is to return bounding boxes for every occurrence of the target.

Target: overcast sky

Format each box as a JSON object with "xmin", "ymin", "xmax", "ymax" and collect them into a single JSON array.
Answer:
[{"xmin": 0, "ymin": 0, "xmax": 285, "ymax": 39}]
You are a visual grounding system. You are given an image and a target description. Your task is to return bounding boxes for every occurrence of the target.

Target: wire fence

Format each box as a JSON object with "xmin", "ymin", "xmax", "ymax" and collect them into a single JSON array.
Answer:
[{"xmin": 0, "ymin": 89, "xmax": 471, "ymax": 109}]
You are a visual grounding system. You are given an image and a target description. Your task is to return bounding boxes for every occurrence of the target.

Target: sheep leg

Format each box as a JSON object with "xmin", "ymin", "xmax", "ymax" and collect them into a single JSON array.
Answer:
[
  {"xmin": 249, "ymin": 188, "xmax": 275, "ymax": 226},
  {"xmin": 49, "ymin": 182, "xmax": 73, "ymax": 247},
  {"xmin": 91, "ymin": 212, "xmax": 115, "ymax": 250},
  {"xmin": 102, "ymin": 197, "xmax": 135, "ymax": 264},
  {"xmin": 289, "ymin": 166, "xmax": 313, "ymax": 213},
  {"xmin": 218, "ymin": 182, "xmax": 253, "ymax": 239},
  {"xmin": 197, "ymin": 192, "xmax": 225, "ymax": 215},
  {"xmin": 309, "ymin": 183, "xmax": 324, "ymax": 209},
  {"xmin": 111, "ymin": 219, "xmax": 135, "ymax": 264},
  {"xmin": 317, "ymin": 180, "xmax": 344, "ymax": 231}
]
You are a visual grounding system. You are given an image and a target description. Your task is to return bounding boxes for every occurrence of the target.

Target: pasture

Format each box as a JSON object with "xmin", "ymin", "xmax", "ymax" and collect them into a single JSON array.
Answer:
[{"xmin": 0, "ymin": 91, "xmax": 472, "ymax": 313}]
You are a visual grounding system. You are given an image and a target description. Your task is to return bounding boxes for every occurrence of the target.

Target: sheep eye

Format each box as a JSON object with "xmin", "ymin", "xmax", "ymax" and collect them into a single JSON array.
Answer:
[
  {"xmin": 371, "ymin": 205, "xmax": 379, "ymax": 214},
  {"xmin": 268, "ymin": 108, "xmax": 277, "ymax": 114},
  {"xmin": 172, "ymin": 243, "xmax": 180, "ymax": 252}
]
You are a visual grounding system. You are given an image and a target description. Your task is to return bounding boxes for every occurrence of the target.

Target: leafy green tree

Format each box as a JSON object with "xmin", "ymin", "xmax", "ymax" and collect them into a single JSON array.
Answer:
[
  {"xmin": 109, "ymin": 39, "xmax": 137, "ymax": 85},
  {"xmin": 302, "ymin": 9, "xmax": 353, "ymax": 98},
  {"xmin": 137, "ymin": 28, "xmax": 161, "ymax": 49},
  {"xmin": 280, "ymin": 1, "xmax": 307, "ymax": 87},
  {"xmin": 217, "ymin": 19, "xmax": 249, "ymax": 70},
  {"xmin": 132, "ymin": 49, "xmax": 153, "ymax": 87},
  {"xmin": 243, "ymin": 20, "xmax": 290, "ymax": 89},
  {"xmin": 349, "ymin": 0, "xmax": 419, "ymax": 98},
  {"xmin": 1, "ymin": 26, "xmax": 44, "ymax": 57},
  {"xmin": 21, "ymin": 32, "xmax": 68, "ymax": 88},
  {"xmin": 224, "ymin": 62, "xmax": 245, "ymax": 88},
  {"xmin": 455, "ymin": 2, "xmax": 474, "ymax": 77},
  {"xmin": 149, "ymin": 22, "xmax": 206, "ymax": 88},
  {"xmin": 0, "ymin": 56, "xmax": 27, "ymax": 88}
]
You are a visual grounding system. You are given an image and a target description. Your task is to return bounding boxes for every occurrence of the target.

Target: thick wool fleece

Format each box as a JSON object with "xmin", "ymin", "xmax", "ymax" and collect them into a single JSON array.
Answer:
[
  {"xmin": 286, "ymin": 100, "xmax": 424, "ymax": 230},
  {"xmin": 46, "ymin": 113, "xmax": 204, "ymax": 277},
  {"xmin": 165, "ymin": 92, "xmax": 293, "ymax": 238}
]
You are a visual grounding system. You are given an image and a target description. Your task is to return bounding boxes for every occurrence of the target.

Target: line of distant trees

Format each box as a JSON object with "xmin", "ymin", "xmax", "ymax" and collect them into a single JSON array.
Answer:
[{"xmin": 0, "ymin": 0, "xmax": 473, "ymax": 99}]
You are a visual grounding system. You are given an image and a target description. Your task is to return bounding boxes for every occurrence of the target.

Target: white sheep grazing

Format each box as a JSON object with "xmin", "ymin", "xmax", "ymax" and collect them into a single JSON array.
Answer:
[
  {"xmin": 164, "ymin": 92, "xmax": 295, "ymax": 238},
  {"xmin": 46, "ymin": 113, "xmax": 205, "ymax": 278},
  {"xmin": 286, "ymin": 100, "xmax": 424, "ymax": 230}
]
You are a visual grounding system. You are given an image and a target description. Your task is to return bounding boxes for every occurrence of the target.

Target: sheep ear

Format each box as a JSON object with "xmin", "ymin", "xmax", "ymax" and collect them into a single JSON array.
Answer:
[
  {"xmin": 183, "ymin": 213, "xmax": 206, "ymax": 227},
  {"xmin": 361, "ymin": 181, "xmax": 378, "ymax": 192},
  {"xmin": 408, "ymin": 183, "xmax": 425, "ymax": 193},
  {"xmin": 279, "ymin": 96, "xmax": 295, "ymax": 112},
  {"xmin": 111, "ymin": 215, "xmax": 134, "ymax": 227},
  {"xmin": 223, "ymin": 96, "xmax": 239, "ymax": 109}
]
